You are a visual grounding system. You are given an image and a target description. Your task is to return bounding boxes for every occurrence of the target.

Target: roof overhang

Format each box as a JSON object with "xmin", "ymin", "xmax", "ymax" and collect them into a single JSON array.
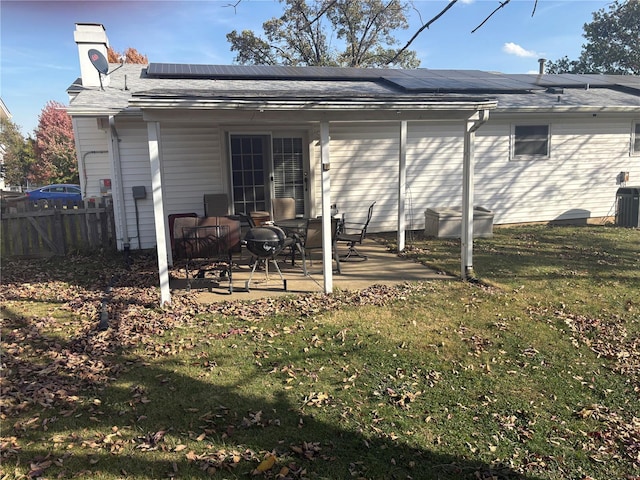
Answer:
[{"xmin": 128, "ymin": 91, "xmax": 498, "ymax": 122}]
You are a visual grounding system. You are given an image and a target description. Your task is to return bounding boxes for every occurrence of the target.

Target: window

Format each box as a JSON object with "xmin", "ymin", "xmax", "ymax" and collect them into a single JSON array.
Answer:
[
  {"xmin": 512, "ymin": 124, "xmax": 550, "ymax": 160},
  {"xmin": 272, "ymin": 137, "xmax": 305, "ymax": 216},
  {"xmin": 633, "ymin": 122, "xmax": 640, "ymax": 156}
]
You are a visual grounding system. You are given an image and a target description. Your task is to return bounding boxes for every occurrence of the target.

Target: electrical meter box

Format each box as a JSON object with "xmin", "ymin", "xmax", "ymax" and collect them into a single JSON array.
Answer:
[{"xmin": 132, "ymin": 186, "xmax": 147, "ymax": 200}]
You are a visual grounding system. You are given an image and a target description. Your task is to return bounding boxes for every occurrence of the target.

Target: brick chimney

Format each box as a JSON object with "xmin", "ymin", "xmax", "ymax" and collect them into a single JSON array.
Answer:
[{"xmin": 74, "ymin": 23, "xmax": 110, "ymax": 88}]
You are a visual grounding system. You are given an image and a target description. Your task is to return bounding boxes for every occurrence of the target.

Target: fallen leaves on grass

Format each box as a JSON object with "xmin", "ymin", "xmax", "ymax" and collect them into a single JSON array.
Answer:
[
  {"xmin": 186, "ymin": 447, "xmax": 251, "ymax": 474},
  {"xmin": 290, "ymin": 442, "xmax": 321, "ymax": 460},
  {"xmin": 241, "ymin": 410, "xmax": 281, "ymax": 428},
  {"xmin": 3, "ymin": 252, "xmax": 639, "ymax": 477},
  {"xmin": 302, "ymin": 392, "xmax": 330, "ymax": 408},
  {"xmin": 575, "ymin": 404, "xmax": 640, "ymax": 467},
  {"xmin": 134, "ymin": 429, "xmax": 168, "ymax": 451}
]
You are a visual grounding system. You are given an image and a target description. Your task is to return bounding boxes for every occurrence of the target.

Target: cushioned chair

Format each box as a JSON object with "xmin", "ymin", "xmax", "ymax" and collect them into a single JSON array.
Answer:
[
  {"xmin": 272, "ymin": 197, "xmax": 296, "ymax": 222},
  {"xmin": 204, "ymin": 193, "xmax": 229, "ymax": 217},
  {"xmin": 336, "ymin": 201, "xmax": 376, "ymax": 261},
  {"xmin": 172, "ymin": 216, "xmax": 240, "ymax": 293},
  {"xmin": 168, "ymin": 213, "xmax": 197, "ymax": 257}
]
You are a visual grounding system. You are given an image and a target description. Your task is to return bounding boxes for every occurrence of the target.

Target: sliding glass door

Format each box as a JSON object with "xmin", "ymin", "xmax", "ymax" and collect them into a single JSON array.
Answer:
[
  {"xmin": 230, "ymin": 135, "xmax": 269, "ymax": 215},
  {"xmin": 229, "ymin": 134, "xmax": 306, "ymax": 217},
  {"xmin": 272, "ymin": 136, "xmax": 305, "ymax": 216}
]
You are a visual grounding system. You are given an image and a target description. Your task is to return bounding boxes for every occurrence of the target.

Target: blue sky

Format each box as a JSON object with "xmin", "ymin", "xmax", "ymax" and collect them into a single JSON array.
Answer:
[{"xmin": 1, "ymin": 0, "xmax": 610, "ymax": 134}]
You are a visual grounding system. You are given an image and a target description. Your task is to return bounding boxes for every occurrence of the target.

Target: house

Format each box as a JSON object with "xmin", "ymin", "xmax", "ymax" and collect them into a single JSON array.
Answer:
[{"xmin": 67, "ymin": 23, "xmax": 640, "ymax": 304}]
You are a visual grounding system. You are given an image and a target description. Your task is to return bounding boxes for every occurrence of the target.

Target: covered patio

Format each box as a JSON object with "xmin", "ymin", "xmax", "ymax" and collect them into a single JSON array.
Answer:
[{"xmin": 169, "ymin": 237, "xmax": 452, "ymax": 303}]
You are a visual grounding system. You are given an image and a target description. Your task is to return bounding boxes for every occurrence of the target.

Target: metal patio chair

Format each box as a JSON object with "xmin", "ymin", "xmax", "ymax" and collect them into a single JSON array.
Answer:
[
  {"xmin": 296, "ymin": 217, "xmax": 341, "ymax": 275},
  {"xmin": 336, "ymin": 201, "xmax": 376, "ymax": 261}
]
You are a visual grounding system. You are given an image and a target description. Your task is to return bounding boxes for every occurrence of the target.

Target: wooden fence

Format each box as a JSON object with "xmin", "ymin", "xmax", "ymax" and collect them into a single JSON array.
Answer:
[{"xmin": 1, "ymin": 197, "xmax": 116, "ymax": 258}]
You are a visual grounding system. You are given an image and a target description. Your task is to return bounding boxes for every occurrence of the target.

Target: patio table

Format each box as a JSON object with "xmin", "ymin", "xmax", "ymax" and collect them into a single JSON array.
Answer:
[{"xmin": 274, "ymin": 217, "xmax": 307, "ymax": 235}]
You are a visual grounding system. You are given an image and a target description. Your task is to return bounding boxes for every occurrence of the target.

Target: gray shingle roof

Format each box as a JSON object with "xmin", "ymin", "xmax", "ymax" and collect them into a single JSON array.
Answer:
[{"xmin": 66, "ymin": 63, "xmax": 640, "ymax": 117}]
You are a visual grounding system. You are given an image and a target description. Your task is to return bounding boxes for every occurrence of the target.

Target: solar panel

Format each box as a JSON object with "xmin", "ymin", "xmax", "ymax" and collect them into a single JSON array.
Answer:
[
  {"xmin": 144, "ymin": 63, "xmax": 640, "ymax": 95},
  {"xmin": 147, "ymin": 63, "xmax": 384, "ymax": 80},
  {"xmin": 383, "ymin": 70, "xmax": 541, "ymax": 92}
]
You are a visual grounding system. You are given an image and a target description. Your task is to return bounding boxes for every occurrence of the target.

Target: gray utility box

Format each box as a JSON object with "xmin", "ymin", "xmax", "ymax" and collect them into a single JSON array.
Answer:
[
  {"xmin": 425, "ymin": 206, "xmax": 494, "ymax": 239},
  {"xmin": 615, "ymin": 186, "xmax": 640, "ymax": 227}
]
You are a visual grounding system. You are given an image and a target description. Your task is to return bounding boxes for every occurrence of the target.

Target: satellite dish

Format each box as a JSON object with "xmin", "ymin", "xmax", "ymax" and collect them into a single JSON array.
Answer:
[{"xmin": 88, "ymin": 49, "xmax": 109, "ymax": 75}]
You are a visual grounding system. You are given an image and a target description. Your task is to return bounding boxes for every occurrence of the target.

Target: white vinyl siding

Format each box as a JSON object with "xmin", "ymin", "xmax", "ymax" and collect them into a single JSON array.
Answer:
[
  {"xmin": 74, "ymin": 111, "xmax": 638, "ymax": 248},
  {"xmin": 312, "ymin": 121, "xmax": 467, "ymax": 233},
  {"xmin": 161, "ymin": 123, "xmax": 224, "ymax": 216},
  {"xmin": 325, "ymin": 123, "xmax": 400, "ymax": 233},
  {"xmin": 405, "ymin": 123, "xmax": 465, "ymax": 231},
  {"xmin": 114, "ymin": 118, "xmax": 155, "ymax": 249},
  {"xmin": 114, "ymin": 120, "xmax": 224, "ymax": 249},
  {"xmin": 311, "ymin": 117, "xmax": 635, "ymax": 230},
  {"xmin": 476, "ymin": 118, "xmax": 633, "ymax": 224},
  {"xmin": 71, "ymin": 117, "xmax": 110, "ymax": 199}
]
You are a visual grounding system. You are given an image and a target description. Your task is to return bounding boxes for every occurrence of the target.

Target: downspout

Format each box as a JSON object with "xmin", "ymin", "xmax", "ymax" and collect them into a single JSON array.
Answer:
[
  {"xmin": 109, "ymin": 116, "xmax": 130, "ymax": 250},
  {"xmin": 461, "ymin": 109, "xmax": 489, "ymax": 280}
]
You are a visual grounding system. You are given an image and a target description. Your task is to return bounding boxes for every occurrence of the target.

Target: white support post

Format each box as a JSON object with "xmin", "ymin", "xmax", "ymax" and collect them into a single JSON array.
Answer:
[
  {"xmin": 320, "ymin": 121, "xmax": 333, "ymax": 293},
  {"xmin": 397, "ymin": 120, "xmax": 407, "ymax": 252},
  {"xmin": 461, "ymin": 110, "xmax": 489, "ymax": 280},
  {"xmin": 461, "ymin": 119, "xmax": 475, "ymax": 280},
  {"xmin": 147, "ymin": 121, "xmax": 171, "ymax": 305}
]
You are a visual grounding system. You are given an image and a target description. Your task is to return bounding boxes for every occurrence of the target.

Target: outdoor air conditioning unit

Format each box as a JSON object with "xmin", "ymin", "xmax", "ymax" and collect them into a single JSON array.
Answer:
[{"xmin": 615, "ymin": 186, "xmax": 640, "ymax": 227}]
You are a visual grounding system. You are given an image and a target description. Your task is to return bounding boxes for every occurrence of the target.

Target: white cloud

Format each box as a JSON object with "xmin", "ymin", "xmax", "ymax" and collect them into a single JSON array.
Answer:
[{"xmin": 503, "ymin": 42, "xmax": 539, "ymax": 58}]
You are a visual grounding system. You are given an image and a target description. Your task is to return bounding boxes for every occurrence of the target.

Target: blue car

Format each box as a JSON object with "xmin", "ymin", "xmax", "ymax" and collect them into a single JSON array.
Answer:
[{"xmin": 26, "ymin": 184, "xmax": 82, "ymax": 206}]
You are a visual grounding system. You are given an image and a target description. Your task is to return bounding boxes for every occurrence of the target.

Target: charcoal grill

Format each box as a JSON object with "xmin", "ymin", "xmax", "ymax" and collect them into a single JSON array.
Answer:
[{"xmin": 244, "ymin": 226, "xmax": 293, "ymax": 291}]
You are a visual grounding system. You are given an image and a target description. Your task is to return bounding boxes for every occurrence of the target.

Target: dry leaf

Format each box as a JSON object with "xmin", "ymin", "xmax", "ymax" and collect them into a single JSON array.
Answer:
[{"xmin": 254, "ymin": 453, "xmax": 276, "ymax": 473}]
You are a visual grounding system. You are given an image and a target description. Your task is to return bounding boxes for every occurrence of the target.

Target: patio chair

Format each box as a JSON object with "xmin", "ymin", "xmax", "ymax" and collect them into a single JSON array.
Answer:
[
  {"xmin": 204, "ymin": 193, "xmax": 229, "ymax": 217},
  {"xmin": 168, "ymin": 213, "xmax": 197, "ymax": 257},
  {"xmin": 272, "ymin": 197, "xmax": 296, "ymax": 222},
  {"xmin": 336, "ymin": 201, "xmax": 376, "ymax": 261},
  {"xmin": 296, "ymin": 217, "xmax": 341, "ymax": 275}
]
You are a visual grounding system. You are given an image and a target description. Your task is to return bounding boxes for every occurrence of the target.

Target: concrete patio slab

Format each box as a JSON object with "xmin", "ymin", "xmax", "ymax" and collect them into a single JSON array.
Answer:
[{"xmin": 170, "ymin": 238, "xmax": 454, "ymax": 303}]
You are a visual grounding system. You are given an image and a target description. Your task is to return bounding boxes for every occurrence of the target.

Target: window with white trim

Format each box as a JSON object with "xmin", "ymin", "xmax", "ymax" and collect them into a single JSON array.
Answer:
[
  {"xmin": 632, "ymin": 122, "xmax": 640, "ymax": 156},
  {"xmin": 511, "ymin": 124, "xmax": 550, "ymax": 160}
]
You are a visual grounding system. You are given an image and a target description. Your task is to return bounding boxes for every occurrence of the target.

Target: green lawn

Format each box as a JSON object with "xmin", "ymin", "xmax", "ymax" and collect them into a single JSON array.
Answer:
[{"xmin": 1, "ymin": 224, "xmax": 639, "ymax": 479}]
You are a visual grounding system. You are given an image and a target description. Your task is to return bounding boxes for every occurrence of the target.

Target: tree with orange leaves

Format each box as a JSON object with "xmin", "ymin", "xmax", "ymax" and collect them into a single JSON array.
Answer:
[{"xmin": 107, "ymin": 47, "xmax": 148, "ymax": 64}]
